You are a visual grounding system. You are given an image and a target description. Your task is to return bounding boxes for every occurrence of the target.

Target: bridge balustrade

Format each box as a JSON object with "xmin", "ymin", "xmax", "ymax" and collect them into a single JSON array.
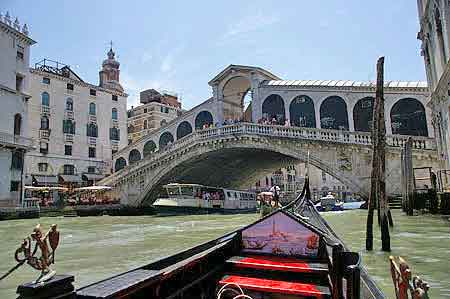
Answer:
[{"xmin": 110, "ymin": 123, "xmax": 436, "ymax": 180}]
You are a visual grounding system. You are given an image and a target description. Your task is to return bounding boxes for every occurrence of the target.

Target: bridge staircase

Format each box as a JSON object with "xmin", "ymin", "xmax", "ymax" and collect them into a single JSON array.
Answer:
[{"xmin": 388, "ymin": 195, "xmax": 403, "ymax": 209}]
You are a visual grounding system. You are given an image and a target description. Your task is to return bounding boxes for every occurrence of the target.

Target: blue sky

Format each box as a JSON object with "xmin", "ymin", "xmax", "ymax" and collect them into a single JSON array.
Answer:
[{"xmin": 4, "ymin": 0, "xmax": 425, "ymax": 109}]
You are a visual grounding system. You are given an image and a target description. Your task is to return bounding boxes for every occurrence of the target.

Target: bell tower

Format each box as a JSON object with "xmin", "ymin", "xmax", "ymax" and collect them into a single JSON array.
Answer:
[{"xmin": 99, "ymin": 43, "xmax": 123, "ymax": 92}]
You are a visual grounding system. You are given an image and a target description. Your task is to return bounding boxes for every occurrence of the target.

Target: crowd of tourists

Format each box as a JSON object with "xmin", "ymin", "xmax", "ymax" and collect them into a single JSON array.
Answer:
[
  {"xmin": 195, "ymin": 190, "xmax": 224, "ymax": 201},
  {"xmin": 257, "ymin": 117, "xmax": 289, "ymax": 126}
]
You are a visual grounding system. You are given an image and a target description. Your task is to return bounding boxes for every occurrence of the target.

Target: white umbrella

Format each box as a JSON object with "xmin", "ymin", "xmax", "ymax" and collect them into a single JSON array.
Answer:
[{"xmin": 269, "ymin": 186, "xmax": 281, "ymax": 194}]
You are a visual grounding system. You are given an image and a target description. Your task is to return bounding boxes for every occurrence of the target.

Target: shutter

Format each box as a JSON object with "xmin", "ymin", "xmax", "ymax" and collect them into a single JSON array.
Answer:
[{"xmin": 117, "ymin": 129, "xmax": 120, "ymax": 140}]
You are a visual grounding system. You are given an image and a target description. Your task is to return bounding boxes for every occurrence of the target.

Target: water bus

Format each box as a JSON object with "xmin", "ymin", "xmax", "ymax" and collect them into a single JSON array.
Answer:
[
  {"xmin": 153, "ymin": 183, "xmax": 257, "ymax": 215},
  {"xmin": 76, "ymin": 178, "xmax": 385, "ymax": 299}
]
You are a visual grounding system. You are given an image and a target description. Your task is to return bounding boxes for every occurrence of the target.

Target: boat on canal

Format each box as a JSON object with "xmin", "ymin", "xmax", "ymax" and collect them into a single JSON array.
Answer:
[
  {"xmin": 153, "ymin": 183, "xmax": 257, "ymax": 215},
  {"xmin": 76, "ymin": 178, "xmax": 385, "ymax": 299},
  {"xmin": 314, "ymin": 192, "xmax": 344, "ymax": 212}
]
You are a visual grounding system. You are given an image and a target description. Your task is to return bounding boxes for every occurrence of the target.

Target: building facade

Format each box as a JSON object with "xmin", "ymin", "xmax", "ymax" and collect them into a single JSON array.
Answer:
[
  {"xmin": 0, "ymin": 12, "xmax": 35, "ymax": 207},
  {"xmin": 24, "ymin": 48, "xmax": 128, "ymax": 189},
  {"xmin": 417, "ymin": 0, "xmax": 450, "ymax": 169},
  {"xmin": 127, "ymin": 89, "xmax": 182, "ymax": 144}
]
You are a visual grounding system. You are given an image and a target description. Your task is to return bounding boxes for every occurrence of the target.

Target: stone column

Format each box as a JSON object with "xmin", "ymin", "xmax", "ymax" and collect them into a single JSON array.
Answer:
[
  {"xmin": 348, "ymin": 105, "xmax": 355, "ymax": 132},
  {"xmin": 315, "ymin": 106, "xmax": 321, "ymax": 128},
  {"xmin": 212, "ymin": 83, "xmax": 224, "ymax": 125},
  {"xmin": 250, "ymin": 73, "xmax": 262, "ymax": 123},
  {"xmin": 284, "ymin": 95, "xmax": 290, "ymax": 124}
]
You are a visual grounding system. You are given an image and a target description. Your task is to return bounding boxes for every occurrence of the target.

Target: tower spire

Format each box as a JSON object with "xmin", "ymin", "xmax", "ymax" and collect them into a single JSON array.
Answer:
[{"xmin": 99, "ymin": 42, "xmax": 123, "ymax": 92}]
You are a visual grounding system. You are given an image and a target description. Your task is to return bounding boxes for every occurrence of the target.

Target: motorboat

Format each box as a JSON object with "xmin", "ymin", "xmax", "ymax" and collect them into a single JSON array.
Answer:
[
  {"xmin": 76, "ymin": 178, "xmax": 385, "ymax": 299},
  {"xmin": 315, "ymin": 192, "xmax": 344, "ymax": 211}
]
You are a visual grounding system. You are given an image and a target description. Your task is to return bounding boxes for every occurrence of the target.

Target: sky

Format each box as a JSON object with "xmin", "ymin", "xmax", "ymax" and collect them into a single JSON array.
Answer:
[{"xmin": 3, "ymin": 0, "xmax": 425, "ymax": 109}]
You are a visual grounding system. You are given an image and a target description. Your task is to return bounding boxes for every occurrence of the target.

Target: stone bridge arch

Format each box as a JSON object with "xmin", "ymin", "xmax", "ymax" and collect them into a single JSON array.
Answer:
[{"xmin": 136, "ymin": 137, "xmax": 368, "ymax": 206}]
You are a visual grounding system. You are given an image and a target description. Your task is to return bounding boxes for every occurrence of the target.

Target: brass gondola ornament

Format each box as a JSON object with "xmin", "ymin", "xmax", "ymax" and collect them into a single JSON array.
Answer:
[{"xmin": 0, "ymin": 224, "xmax": 60, "ymax": 284}]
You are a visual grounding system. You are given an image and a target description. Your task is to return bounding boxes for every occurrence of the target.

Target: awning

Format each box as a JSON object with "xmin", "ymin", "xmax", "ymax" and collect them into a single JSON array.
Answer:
[
  {"xmin": 82, "ymin": 173, "xmax": 105, "ymax": 181},
  {"xmin": 32, "ymin": 175, "xmax": 59, "ymax": 186},
  {"xmin": 59, "ymin": 175, "xmax": 82, "ymax": 183}
]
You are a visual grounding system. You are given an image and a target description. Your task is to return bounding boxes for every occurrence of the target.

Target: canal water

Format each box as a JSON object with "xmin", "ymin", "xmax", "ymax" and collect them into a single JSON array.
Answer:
[{"xmin": 0, "ymin": 210, "xmax": 449, "ymax": 298}]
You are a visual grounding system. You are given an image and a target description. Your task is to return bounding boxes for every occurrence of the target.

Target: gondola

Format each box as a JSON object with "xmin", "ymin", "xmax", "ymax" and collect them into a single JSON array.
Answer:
[{"xmin": 76, "ymin": 178, "xmax": 385, "ymax": 299}]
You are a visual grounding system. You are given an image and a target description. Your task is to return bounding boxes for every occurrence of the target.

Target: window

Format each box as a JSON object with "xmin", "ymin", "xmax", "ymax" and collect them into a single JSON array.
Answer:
[
  {"xmin": 112, "ymin": 108, "xmax": 118, "ymax": 120},
  {"xmin": 40, "ymin": 142, "xmax": 48, "ymax": 154},
  {"xmin": 63, "ymin": 120, "xmax": 75, "ymax": 134},
  {"xmin": 87, "ymin": 166, "xmax": 96, "ymax": 173},
  {"xmin": 11, "ymin": 151, "xmax": 23, "ymax": 169},
  {"xmin": 88, "ymin": 147, "xmax": 96, "ymax": 158},
  {"xmin": 160, "ymin": 119, "xmax": 167, "ymax": 126},
  {"xmin": 10, "ymin": 181, "xmax": 20, "ymax": 192},
  {"xmin": 16, "ymin": 49, "xmax": 24, "ymax": 60},
  {"xmin": 112, "ymin": 95, "xmax": 118, "ymax": 101},
  {"xmin": 41, "ymin": 92, "xmax": 50, "ymax": 106},
  {"xmin": 86, "ymin": 123, "xmax": 98, "ymax": 137},
  {"xmin": 322, "ymin": 171, "xmax": 327, "ymax": 182},
  {"xmin": 66, "ymin": 98, "xmax": 73, "ymax": 111},
  {"xmin": 90, "ymin": 89, "xmax": 96, "ymax": 96},
  {"xmin": 40, "ymin": 116, "xmax": 49, "ymax": 130},
  {"xmin": 109, "ymin": 127, "xmax": 120, "ymax": 140},
  {"xmin": 38, "ymin": 163, "xmax": 48, "ymax": 172},
  {"xmin": 67, "ymin": 83, "xmax": 74, "ymax": 91},
  {"xmin": 64, "ymin": 145, "xmax": 72, "ymax": 156},
  {"xmin": 89, "ymin": 103, "xmax": 96, "ymax": 115},
  {"xmin": 143, "ymin": 120, "xmax": 148, "ymax": 129},
  {"xmin": 144, "ymin": 108, "xmax": 147, "ymax": 113},
  {"xmin": 14, "ymin": 114, "xmax": 21, "ymax": 135},
  {"xmin": 16, "ymin": 75, "xmax": 23, "ymax": 92},
  {"xmin": 63, "ymin": 164, "xmax": 75, "ymax": 175},
  {"xmin": 112, "ymin": 149, "xmax": 118, "ymax": 155},
  {"xmin": 42, "ymin": 77, "xmax": 50, "ymax": 84},
  {"xmin": 128, "ymin": 139, "xmax": 132, "ymax": 145}
]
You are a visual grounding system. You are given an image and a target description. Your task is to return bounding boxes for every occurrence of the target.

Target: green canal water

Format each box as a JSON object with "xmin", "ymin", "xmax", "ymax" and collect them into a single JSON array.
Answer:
[{"xmin": 0, "ymin": 210, "xmax": 449, "ymax": 298}]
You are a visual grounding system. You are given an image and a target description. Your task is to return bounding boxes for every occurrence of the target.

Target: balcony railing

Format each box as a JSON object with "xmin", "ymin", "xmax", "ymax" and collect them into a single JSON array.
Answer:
[
  {"xmin": 0, "ymin": 131, "xmax": 34, "ymax": 149},
  {"xmin": 39, "ymin": 129, "xmax": 50, "ymax": 140},
  {"xmin": 64, "ymin": 133, "xmax": 74, "ymax": 143},
  {"xmin": 65, "ymin": 110, "xmax": 74, "ymax": 120},
  {"xmin": 88, "ymin": 115, "xmax": 97, "ymax": 123},
  {"xmin": 41, "ymin": 105, "xmax": 50, "ymax": 115},
  {"xmin": 88, "ymin": 137, "xmax": 97, "ymax": 146}
]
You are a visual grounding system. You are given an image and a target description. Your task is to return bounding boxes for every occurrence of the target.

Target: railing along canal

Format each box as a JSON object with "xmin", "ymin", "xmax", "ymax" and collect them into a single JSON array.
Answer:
[{"xmin": 105, "ymin": 123, "xmax": 436, "ymax": 184}]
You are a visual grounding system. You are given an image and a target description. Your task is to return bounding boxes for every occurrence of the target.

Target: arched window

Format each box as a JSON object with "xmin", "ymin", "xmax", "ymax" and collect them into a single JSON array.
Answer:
[
  {"xmin": 40, "ymin": 116, "xmax": 49, "ymax": 130},
  {"xmin": 115, "ymin": 157, "xmax": 127, "ymax": 172},
  {"xmin": 112, "ymin": 108, "xmax": 118, "ymax": 120},
  {"xmin": 176, "ymin": 121, "xmax": 193, "ymax": 139},
  {"xmin": 41, "ymin": 92, "xmax": 50, "ymax": 106},
  {"xmin": 289, "ymin": 95, "xmax": 316, "ymax": 128},
  {"xmin": 159, "ymin": 132, "xmax": 174, "ymax": 149},
  {"xmin": 14, "ymin": 113, "xmax": 22, "ymax": 135},
  {"xmin": 143, "ymin": 140, "xmax": 157, "ymax": 158},
  {"xmin": 160, "ymin": 119, "xmax": 167, "ymax": 127},
  {"xmin": 353, "ymin": 97, "xmax": 374, "ymax": 132},
  {"xmin": 320, "ymin": 96, "xmax": 349, "ymax": 130},
  {"xmin": 195, "ymin": 111, "xmax": 213, "ymax": 130},
  {"xmin": 66, "ymin": 98, "xmax": 73, "ymax": 111},
  {"xmin": 390, "ymin": 98, "xmax": 428, "ymax": 136},
  {"xmin": 262, "ymin": 94, "xmax": 285, "ymax": 125},
  {"xmin": 89, "ymin": 103, "xmax": 96, "ymax": 115},
  {"xmin": 128, "ymin": 149, "xmax": 141, "ymax": 164}
]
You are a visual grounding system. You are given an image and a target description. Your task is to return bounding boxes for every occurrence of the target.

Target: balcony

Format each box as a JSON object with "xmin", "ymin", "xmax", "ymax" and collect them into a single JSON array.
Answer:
[
  {"xmin": 41, "ymin": 105, "xmax": 50, "ymax": 115},
  {"xmin": 88, "ymin": 137, "xmax": 97, "ymax": 146},
  {"xmin": 88, "ymin": 115, "xmax": 97, "ymax": 123},
  {"xmin": 39, "ymin": 129, "xmax": 50, "ymax": 140},
  {"xmin": 65, "ymin": 110, "xmax": 74, "ymax": 120},
  {"xmin": 111, "ymin": 140, "xmax": 119, "ymax": 151},
  {"xmin": 0, "ymin": 131, "xmax": 34, "ymax": 150},
  {"xmin": 64, "ymin": 133, "xmax": 74, "ymax": 143},
  {"xmin": 112, "ymin": 119, "xmax": 119, "ymax": 127}
]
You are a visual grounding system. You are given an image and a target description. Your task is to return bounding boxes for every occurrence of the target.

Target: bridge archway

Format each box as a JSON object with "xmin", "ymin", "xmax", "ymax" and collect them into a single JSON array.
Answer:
[
  {"xmin": 353, "ymin": 97, "xmax": 374, "ymax": 132},
  {"xmin": 195, "ymin": 111, "xmax": 213, "ymax": 129},
  {"xmin": 138, "ymin": 139, "xmax": 366, "ymax": 206},
  {"xmin": 262, "ymin": 94, "xmax": 285, "ymax": 124},
  {"xmin": 289, "ymin": 95, "xmax": 316, "ymax": 128},
  {"xmin": 222, "ymin": 76, "xmax": 252, "ymax": 121},
  {"xmin": 159, "ymin": 131, "xmax": 174, "ymax": 149},
  {"xmin": 129, "ymin": 149, "xmax": 141, "ymax": 164},
  {"xmin": 143, "ymin": 140, "xmax": 157, "ymax": 158},
  {"xmin": 390, "ymin": 98, "xmax": 428, "ymax": 136},
  {"xmin": 177, "ymin": 121, "xmax": 193, "ymax": 139},
  {"xmin": 115, "ymin": 157, "xmax": 127, "ymax": 172},
  {"xmin": 320, "ymin": 96, "xmax": 349, "ymax": 130}
]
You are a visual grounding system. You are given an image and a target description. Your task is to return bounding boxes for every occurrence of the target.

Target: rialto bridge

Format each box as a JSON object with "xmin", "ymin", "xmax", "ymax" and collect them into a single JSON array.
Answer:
[{"xmin": 101, "ymin": 65, "xmax": 439, "ymax": 206}]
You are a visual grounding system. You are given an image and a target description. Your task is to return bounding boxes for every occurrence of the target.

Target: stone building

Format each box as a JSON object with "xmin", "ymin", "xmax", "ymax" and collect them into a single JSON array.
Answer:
[
  {"xmin": 417, "ymin": 0, "xmax": 450, "ymax": 170},
  {"xmin": 127, "ymin": 89, "xmax": 182, "ymax": 145},
  {"xmin": 24, "ymin": 47, "xmax": 128, "ymax": 189},
  {"xmin": 0, "ymin": 12, "xmax": 35, "ymax": 207}
]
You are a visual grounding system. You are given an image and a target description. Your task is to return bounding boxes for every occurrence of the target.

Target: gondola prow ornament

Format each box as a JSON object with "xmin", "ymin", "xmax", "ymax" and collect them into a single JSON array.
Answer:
[{"xmin": 0, "ymin": 224, "xmax": 60, "ymax": 284}]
